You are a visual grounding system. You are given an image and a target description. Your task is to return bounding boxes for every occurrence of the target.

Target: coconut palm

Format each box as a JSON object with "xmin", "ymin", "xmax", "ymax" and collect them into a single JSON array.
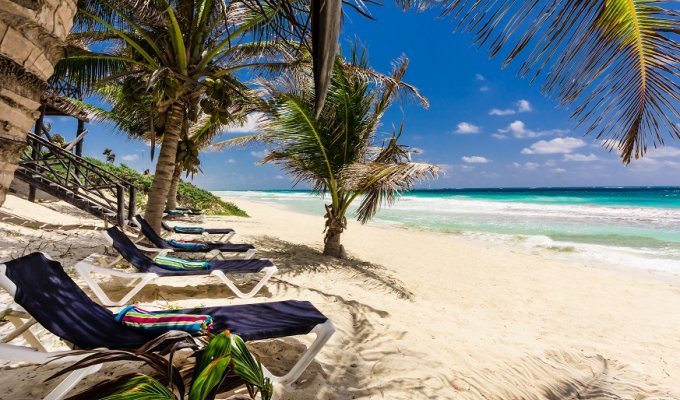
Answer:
[
  {"xmin": 221, "ymin": 50, "xmax": 440, "ymax": 258},
  {"xmin": 0, "ymin": 1, "xmax": 78, "ymax": 207},
  {"xmin": 51, "ymin": 0, "xmax": 295, "ymax": 232},
  {"xmin": 399, "ymin": 0, "xmax": 680, "ymax": 162}
]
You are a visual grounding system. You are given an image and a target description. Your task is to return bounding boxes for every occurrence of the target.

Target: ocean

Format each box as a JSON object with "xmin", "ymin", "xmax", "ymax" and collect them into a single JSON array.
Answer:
[{"xmin": 214, "ymin": 187, "xmax": 680, "ymax": 272}]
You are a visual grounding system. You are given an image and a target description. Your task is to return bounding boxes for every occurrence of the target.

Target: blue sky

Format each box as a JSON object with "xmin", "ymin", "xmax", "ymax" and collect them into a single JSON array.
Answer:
[{"xmin": 45, "ymin": 4, "xmax": 680, "ymax": 190}]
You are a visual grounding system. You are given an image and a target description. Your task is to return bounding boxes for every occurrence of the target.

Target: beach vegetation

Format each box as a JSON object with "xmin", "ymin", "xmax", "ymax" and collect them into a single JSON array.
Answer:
[
  {"xmin": 221, "ymin": 48, "xmax": 440, "ymax": 258},
  {"xmin": 51, "ymin": 330, "xmax": 272, "ymax": 400}
]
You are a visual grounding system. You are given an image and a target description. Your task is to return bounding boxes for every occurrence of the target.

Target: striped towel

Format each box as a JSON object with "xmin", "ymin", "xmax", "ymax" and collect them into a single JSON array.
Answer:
[
  {"xmin": 173, "ymin": 226, "xmax": 205, "ymax": 234},
  {"xmin": 115, "ymin": 305, "xmax": 213, "ymax": 334},
  {"xmin": 154, "ymin": 255, "xmax": 209, "ymax": 271},
  {"xmin": 167, "ymin": 239, "xmax": 208, "ymax": 250}
]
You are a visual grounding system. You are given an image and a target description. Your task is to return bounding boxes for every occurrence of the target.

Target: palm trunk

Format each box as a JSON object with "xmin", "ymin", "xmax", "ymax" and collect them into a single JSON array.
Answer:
[
  {"xmin": 323, "ymin": 204, "xmax": 347, "ymax": 258},
  {"xmin": 144, "ymin": 102, "xmax": 184, "ymax": 233},
  {"xmin": 0, "ymin": 0, "xmax": 77, "ymax": 207},
  {"xmin": 166, "ymin": 165, "xmax": 181, "ymax": 211}
]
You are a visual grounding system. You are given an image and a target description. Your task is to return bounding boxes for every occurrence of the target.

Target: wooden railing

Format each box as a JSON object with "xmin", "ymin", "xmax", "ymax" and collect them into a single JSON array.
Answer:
[{"xmin": 16, "ymin": 132, "xmax": 137, "ymax": 226}]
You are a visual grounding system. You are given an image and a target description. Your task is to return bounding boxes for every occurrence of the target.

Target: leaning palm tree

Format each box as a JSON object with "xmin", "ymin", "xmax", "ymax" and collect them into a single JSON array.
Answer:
[
  {"xmin": 53, "ymin": 0, "xmax": 295, "ymax": 232},
  {"xmin": 400, "ymin": 0, "xmax": 680, "ymax": 162},
  {"xmin": 223, "ymin": 50, "xmax": 440, "ymax": 258},
  {"xmin": 0, "ymin": 1, "xmax": 78, "ymax": 207}
]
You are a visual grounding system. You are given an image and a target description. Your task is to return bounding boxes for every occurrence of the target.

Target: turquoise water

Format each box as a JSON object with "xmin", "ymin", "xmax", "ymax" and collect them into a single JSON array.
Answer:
[{"xmin": 215, "ymin": 187, "xmax": 680, "ymax": 271}]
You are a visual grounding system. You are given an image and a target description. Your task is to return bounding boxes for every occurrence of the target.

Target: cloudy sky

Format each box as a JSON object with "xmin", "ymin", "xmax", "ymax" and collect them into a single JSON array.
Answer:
[{"xmin": 47, "ymin": 4, "xmax": 680, "ymax": 190}]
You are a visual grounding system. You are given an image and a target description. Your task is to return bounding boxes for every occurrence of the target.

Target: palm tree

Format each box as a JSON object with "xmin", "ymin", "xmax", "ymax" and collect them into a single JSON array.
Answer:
[
  {"xmin": 399, "ymin": 0, "xmax": 680, "ymax": 162},
  {"xmin": 52, "ymin": 0, "xmax": 299, "ymax": 232},
  {"xmin": 0, "ymin": 1, "xmax": 78, "ymax": 207},
  {"xmin": 223, "ymin": 50, "xmax": 440, "ymax": 258}
]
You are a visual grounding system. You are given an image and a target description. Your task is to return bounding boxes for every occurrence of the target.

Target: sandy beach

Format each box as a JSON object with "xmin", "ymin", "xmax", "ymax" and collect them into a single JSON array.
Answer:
[{"xmin": 1, "ymin": 193, "xmax": 680, "ymax": 399}]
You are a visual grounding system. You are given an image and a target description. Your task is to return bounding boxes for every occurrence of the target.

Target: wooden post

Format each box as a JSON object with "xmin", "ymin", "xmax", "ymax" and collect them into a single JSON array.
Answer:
[
  {"xmin": 28, "ymin": 104, "xmax": 46, "ymax": 202},
  {"xmin": 75, "ymin": 120, "xmax": 85, "ymax": 157},
  {"xmin": 116, "ymin": 184, "xmax": 125, "ymax": 227},
  {"xmin": 128, "ymin": 185, "xmax": 137, "ymax": 222}
]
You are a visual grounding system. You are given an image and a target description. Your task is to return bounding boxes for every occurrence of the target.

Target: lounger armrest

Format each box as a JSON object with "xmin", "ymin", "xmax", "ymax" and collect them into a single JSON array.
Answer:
[{"xmin": 74, "ymin": 259, "xmax": 157, "ymax": 279}]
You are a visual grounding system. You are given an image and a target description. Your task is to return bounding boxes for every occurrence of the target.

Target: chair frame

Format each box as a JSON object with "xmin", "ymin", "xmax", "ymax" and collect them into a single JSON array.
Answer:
[{"xmin": 0, "ymin": 252, "xmax": 335, "ymax": 395}]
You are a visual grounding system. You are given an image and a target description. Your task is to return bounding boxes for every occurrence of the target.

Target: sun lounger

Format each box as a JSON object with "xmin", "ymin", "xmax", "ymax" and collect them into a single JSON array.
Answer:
[
  {"xmin": 0, "ymin": 252, "xmax": 334, "ymax": 394},
  {"xmin": 78, "ymin": 227, "xmax": 277, "ymax": 306},
  {"xmin": 135, "ymin": 215, "xmax": 256, "ymax": 259},
  {"xmin": 161, "ymin": 220, "xmax": 236, "ymax": 242}
]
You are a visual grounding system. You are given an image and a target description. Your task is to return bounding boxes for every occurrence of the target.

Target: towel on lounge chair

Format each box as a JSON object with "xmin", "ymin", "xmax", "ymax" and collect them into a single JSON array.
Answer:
[
  {"xmin": 172, "ymin": 226, "xmax": 205, "ymax": 234},
  {"xmin": 115, "ymin": 305, "xmax": 213, "ymax": 334},
  {"xmin": 153, "ymin": 255, "xmax": 209, "ymax": 271},
  {"xmin": 166, "ymin": 239, "xmax": 209, "ymax": 250}
]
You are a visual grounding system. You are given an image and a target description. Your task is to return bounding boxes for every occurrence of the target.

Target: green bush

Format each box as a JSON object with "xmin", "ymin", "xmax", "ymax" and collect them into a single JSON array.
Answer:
[{"xmin": 86, "ymin": 158, "xmax": 248, "ymax": 217}]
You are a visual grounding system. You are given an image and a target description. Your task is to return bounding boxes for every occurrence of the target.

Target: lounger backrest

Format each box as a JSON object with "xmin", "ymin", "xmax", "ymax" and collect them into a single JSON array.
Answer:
[
  {"xmin": 134, "ymin": 215, "xmax": 172, "ymax": 249},
  {"xmin": 106, "ymin": 227, "xmax": 159, "ymax": 272},
  {"xmin": 1, "ymin": 253, "xmax": 154, "ymax": 349}
]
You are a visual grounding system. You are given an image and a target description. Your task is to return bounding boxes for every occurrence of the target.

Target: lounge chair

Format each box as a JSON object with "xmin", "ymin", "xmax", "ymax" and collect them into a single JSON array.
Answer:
[
  {"xmin": 78, "ymin": 227, "xmax": 278, "ymax": 306},
  {"xmin": 135, "ymin": 215, "xmax": 256, "ymax": 259},
  {"xmin": 0, "ymin": 252, "xmax": 334, "ymax": 397},
  {"xmin": 161, "ymin": 220, "xmax": 236, "ymax": 243}
]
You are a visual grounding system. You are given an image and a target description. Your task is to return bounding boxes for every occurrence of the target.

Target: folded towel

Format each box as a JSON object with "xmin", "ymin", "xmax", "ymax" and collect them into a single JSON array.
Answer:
[
  {"xmin": 154, "ymin": 255, "xmax": 209, "ymax": 271},
  {"xmin": 115, "ymin": 305, "xmax": 213, "ymax": 334},
  {"xmin": 167, "ymin": 239, "xmax": 209, "ymax": 250},
  {"xmin": 173, "ymin": 226, "xmax": 205, "ymax": 234}
]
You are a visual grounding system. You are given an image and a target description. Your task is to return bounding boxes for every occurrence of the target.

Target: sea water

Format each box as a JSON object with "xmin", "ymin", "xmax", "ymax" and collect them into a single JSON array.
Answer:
[{"xmin": 214, "ymin": 187, "xmax": 680, "ymax": 273}]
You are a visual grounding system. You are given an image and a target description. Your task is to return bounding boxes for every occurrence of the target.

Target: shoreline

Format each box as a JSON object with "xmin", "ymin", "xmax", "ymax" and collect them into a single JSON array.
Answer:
[{"xmin": 2, "ymin": 194, "xmax": 680, "ymax": 398}]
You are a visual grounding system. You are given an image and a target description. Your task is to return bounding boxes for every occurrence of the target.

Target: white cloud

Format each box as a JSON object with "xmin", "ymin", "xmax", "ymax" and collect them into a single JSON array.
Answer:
[
  {"xmin": 225, "ymin": 112, "xmax": 263, "ymax": 133},
  {"xmin": 499, "ymin": 120, "xmax": 569, "ymax": 139},
  {"xmin": 475, "ymin": 73, "xmax": 486, "ymax": 81},
  {"xmin": 489, "ymin": 108, "xmax": 516, "ymax": 116},
  {"xmin": 462, "ymin": 156, "xmax": 491, "ymax": 164},
  {"xmin": 227, "ymin": 158, "xmax": 236, "ymax": 164},
  {"xmin": 455, "ymin": 122, "xmax": 481, "ymax": 135},
  {"xmin": 275, "ymin": 175, "xmax": 285, "ymax": 180},
  {"xmin": 522, "ymin": 137, "xmax": 586, "ymax": 155},
  {"xmin": 479, "ymin": 86, "xmax": 490, "ymax": 92},
  {"xmin": 647, "ymin": 146, "xmax": 680, "ymax": 158},
  {"xmin": 120, "ymin": 154, "xmax": 139, "ymax": 162},
  {"xmin": 552, "ymin": 168, "xmax": 567, "ymax": 173},
  {"xmin": 517, "ymin": 99, "xmax": 532, "ymax": 113},
  {"xmin": 250, "ymin": 149, "xmax": 269, "ymax": 158},
  {"xmin": 564, "ymin": 153, "xmax": 599, "ymax": 162},
  {"xmin": 513, "ymin": 162, "xmax": 540, "ymax": 170},
  {"xmin": 492, "ymin": 133, "xmax": 508, "ymax": 140}
]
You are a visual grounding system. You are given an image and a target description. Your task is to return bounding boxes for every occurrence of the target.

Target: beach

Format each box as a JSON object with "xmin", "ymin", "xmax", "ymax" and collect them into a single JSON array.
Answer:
[{"xmin": 1, "ymin": 193, "xmax": 680, "ymax": 398}]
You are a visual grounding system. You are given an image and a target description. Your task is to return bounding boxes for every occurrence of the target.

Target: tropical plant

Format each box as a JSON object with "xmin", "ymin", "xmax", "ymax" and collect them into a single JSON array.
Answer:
[
  {"xmin": 51, "ymin": 330, "xmax": 272, "ymax": 400},
  {"xmin": 102, "ymin": 148, "xmax": 116, "ymax": 164},
  {"xmin": 399, "ymin": 0, "xmax": 680, "ymax": 163},
  {"xmin": 221, "ymin": 50, "xmax": 440, "ymax": 258},
  {"xmin": 52, "ymin": 0, "xmax": 296, "ymax": 232},
  {"xmin": 0, "ymin": 1, "xmax": 78, "ymax": 208}
]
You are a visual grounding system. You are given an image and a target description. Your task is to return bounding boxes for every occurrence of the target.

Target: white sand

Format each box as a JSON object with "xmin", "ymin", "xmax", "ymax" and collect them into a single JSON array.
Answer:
[{"xmin": 1, "ymin": 193, "xmax": 680, "ymax": 399}]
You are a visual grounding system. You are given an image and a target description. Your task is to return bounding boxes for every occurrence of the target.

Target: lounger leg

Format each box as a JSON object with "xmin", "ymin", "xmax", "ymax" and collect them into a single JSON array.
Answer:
[
  {"xmin": 210, "ymin": 266, "xmax": 277, "ymax": 299},
  {"xmin": 4, "ymin": 316, "xmax": 46, "ymax": 351},
  {"xmin": 44, "ymin": 363, "xmax": 103, "ymax": 400},
  {"xmin": 262, "ymin": 320, "xmax": 335, "ymax": 385},
  {"xmin": 74, "ymin": 261, "xmax": 158, "ymax": 307}
]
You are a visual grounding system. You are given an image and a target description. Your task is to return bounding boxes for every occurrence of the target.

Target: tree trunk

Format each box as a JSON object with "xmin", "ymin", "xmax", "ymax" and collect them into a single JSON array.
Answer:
[
  {"xmin": 323, "ymin": 205, "xmax": 347, "ymax": 258},
  {"xmin": 166, "ymin": 165, "xmax": 181, "ymax": 211},
  {"xmin": 144, "ymin": 102, "xmax": 184, "ymax": 233},
  {"xmin": 0, "ymin": 0, "xmax": 78, "ymax": 207}
]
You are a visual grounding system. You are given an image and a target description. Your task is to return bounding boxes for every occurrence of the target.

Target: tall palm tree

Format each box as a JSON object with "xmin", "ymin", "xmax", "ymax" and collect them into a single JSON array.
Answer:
[
  {"xmin": 53, "ymin": 0, "xmax": 295, "ymax": 232},
  {"xmin": 223, "ymin": 50, "xmax": 440, "ymax": 258},
  {"xmin": 399, "ymin": 0, "xmax": 680, "ymax": 162},
  {"xmin": 0, "ymin": 0, "xmax": 78, "ymax": 207}
]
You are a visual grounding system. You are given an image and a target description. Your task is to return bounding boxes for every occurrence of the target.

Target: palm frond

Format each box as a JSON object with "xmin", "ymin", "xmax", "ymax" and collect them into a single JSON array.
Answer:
[
  {"xmin": 400, "ymin": 0, "xmax": 680, "ymax": 163},
  {"xmin": 51, "ymin": 52, "xmax": 136, "ymax": 93},
  {"xmin": 210, "ymin": 133, "xmax": 269, "ymax": 150},
  {"xmin": 342, "ymin": 161, "xmax": 441, "ymax": 223}
]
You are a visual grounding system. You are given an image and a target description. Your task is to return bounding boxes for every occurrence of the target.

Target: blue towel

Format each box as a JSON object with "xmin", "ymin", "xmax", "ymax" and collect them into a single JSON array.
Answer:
[
  {"xmin": 167, "ymin": 239, "xmax": 209, "ymax": 250},
  {"xmin": 154, "ymin": 255, "xmax": 209, "ymax": 271},
  {"xmin": 173, "ymin": 226, "xmax": 205, "ymax": 234}
]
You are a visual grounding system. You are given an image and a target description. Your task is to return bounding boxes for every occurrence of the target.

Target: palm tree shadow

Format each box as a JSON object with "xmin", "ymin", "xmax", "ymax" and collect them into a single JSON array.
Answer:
[{"xmin": 248, "ymin": 235, "xmax": 414, "ymax": 300}]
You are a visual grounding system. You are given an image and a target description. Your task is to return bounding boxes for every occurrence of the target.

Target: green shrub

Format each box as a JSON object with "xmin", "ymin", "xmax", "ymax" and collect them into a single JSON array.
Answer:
[{"xmin": 86, "ymin": 158, "xmax": 248, "ymax": 217}]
